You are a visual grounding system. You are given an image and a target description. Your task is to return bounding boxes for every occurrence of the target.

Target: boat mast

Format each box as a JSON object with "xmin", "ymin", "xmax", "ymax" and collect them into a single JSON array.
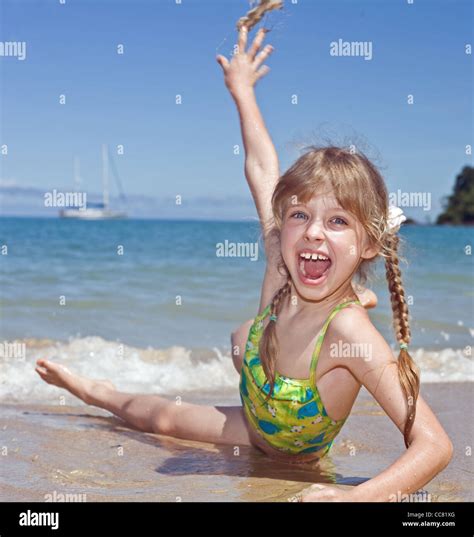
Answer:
[
  {"xmin": 73, "ymin": 156, "xmax": 80, "ymax": 191},
  {"xmin": 102, "ymin": 144, "xmax": 109, "ymax": 209}
]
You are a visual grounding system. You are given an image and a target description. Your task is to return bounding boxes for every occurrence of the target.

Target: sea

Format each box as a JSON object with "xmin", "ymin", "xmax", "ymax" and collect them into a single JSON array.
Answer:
[{"xmin": 0, "ymin": 217, "xmax": 473, "ymax": 404}]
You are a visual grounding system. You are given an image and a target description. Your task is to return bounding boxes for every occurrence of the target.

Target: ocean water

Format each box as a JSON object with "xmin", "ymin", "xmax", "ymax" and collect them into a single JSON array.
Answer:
[{"xmin": 0, "ymin": 217, "xmax": 473, "ymax": 403}]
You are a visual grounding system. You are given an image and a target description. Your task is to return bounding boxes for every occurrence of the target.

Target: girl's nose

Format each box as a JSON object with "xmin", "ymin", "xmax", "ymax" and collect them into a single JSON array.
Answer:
[{"xmin": 304, "ymin": 219, "xmax": 325, "ymax": 241}]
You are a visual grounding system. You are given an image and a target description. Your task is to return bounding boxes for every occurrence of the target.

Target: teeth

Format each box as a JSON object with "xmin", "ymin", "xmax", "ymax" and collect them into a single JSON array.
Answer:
[{"xmin": 299, "ymin": 252, "xmax": 329, "ymax": 261}]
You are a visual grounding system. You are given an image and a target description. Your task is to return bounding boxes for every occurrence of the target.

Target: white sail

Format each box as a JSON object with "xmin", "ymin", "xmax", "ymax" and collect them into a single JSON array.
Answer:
[{"xmin": 60, "ymin": 144, "xmax": 127, "ymax": 219}]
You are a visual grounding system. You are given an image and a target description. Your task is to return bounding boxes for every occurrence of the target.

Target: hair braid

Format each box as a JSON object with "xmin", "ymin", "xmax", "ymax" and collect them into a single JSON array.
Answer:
[
  {"xmin": 385, "ymin": 234, "xmax": 420, "ymax": 448},
  {"xmin": 258, "ymin": 279, "xmax": 291, "ymax": 403}
]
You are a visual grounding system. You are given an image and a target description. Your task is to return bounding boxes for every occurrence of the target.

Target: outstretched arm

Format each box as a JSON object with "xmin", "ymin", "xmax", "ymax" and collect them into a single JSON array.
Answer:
[{"xmin": 217, "ymin": 25, "xmax": 279, "ymax": 239}]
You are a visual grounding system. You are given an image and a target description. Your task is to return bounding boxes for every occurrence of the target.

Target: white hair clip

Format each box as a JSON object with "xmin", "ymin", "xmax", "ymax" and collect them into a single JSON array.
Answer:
[{"xmin": 387, "ymin": 205, "xmax": 406, "ymax": 233}]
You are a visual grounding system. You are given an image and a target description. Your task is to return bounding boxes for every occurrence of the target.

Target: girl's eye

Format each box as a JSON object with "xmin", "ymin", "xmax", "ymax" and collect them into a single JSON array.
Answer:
[
  {"xmin": 290, "ymin": 211, "xmax": 308, "ymax": 220},
  {"xmin": 289, "ymin": 212, "xmax": 348, "ymax": 225},
  {"xmin": 331, "ymin": 216, "xmax": 348, "ymax": 225}
]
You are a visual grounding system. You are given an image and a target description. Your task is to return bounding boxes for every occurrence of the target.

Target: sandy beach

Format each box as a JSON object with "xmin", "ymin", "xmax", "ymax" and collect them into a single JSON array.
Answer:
[{"xmin": 1, "ymin": 382, "xmax": 471, "ymax": 502}]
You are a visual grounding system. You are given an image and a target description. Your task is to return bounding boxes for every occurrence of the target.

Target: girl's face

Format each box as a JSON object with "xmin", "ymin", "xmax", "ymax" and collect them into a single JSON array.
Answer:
[{"xmin": 280, "ymin": 191, "xmax": 378, "ymax": 301}]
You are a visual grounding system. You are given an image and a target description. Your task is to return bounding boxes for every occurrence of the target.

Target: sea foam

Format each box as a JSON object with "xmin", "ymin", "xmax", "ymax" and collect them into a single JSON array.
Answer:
[{"xmin": 0, "ymin": 337, "xmax": 472, "ymax": 405}]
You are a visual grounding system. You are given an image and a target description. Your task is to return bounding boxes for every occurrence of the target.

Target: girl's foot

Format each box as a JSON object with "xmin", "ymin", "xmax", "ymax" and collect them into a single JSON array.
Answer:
[{"xmin": 35, "ymin": 358, "xmax": 116, "ymax": 405}]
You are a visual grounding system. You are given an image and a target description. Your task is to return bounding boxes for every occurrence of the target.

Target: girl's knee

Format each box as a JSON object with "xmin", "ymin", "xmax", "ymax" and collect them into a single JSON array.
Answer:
[
  {"xmin": 151, "ymin": 400, "xmax": 176, "ymax": 435},
  {"xmin": 231, "ymin": 318, "xmax": 255, "ymax": 373}
]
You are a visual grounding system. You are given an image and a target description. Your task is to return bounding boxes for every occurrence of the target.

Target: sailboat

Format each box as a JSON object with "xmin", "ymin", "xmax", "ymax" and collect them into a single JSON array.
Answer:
[{"xmin": 60, "ymin": 144, "xmax": 127, "ymax": 219}]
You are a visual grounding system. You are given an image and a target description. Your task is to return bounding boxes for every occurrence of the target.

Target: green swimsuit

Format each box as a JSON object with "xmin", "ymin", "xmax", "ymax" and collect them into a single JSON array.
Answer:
[{"xmin": 239, "ymin": 299, "xmax": 361, "ymax": 456}]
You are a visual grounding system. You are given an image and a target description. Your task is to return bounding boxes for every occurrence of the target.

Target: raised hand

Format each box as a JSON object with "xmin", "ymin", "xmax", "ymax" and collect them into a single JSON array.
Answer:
[{"xmin": 216, "ymin": 25, "xmax": 275, "ymax": 100}]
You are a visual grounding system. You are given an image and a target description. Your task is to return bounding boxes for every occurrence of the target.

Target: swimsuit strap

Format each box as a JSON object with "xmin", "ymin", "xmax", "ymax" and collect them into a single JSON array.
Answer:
[
  {"xmin": 309, "ymin": 299, "xmax": 361, "ymax": 386},
  {"xmin": 256, "ymin": 303, "xmax": 272, "ymax": 322}
]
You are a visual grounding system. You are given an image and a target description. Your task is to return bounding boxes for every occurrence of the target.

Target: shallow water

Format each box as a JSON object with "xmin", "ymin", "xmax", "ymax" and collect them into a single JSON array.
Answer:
[{"xmin": 1, "ymin": 382, "xmax": 471, "ymax": 502}]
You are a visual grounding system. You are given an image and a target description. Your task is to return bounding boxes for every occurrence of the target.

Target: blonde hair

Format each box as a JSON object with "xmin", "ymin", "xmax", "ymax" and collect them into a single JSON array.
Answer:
[
  {"xmin": 258, "ymin": 145, "xmax": 420, "ymax": 448},
  {"xmin": 236, "ymin": 0, "xmax": 284, "ymax": 32}
]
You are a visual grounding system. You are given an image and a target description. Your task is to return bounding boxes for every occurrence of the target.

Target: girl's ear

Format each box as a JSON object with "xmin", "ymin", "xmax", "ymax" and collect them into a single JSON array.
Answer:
[{"xmin": 361, "ymin": 241, "xmax": 380, "ymax": 260}]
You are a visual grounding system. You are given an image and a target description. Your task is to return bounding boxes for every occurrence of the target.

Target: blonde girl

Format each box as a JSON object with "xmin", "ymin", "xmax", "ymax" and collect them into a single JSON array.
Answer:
[{"xmin": 35, "ymin": 20, "xmax": 453, "ymax": 503}]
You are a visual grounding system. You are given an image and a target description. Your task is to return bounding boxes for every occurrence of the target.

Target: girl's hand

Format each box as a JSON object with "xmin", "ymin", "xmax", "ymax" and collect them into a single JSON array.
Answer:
[
  {"xmin": 216, "ymin": 25, "xmax": 275, "ymax": 100},
  {"xmin": 299, "ymin": 484, "xmax": 356, "ymax": 502},
  {"xmin": 352, "ymin": 284, "xmax": 378, "ymax": 309}
]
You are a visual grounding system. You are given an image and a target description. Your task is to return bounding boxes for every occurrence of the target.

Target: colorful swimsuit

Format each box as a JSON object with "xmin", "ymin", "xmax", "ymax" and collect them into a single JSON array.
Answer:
[{"xmin": 239, "ymin": 299, "xmax": 361, "ymax": 456}]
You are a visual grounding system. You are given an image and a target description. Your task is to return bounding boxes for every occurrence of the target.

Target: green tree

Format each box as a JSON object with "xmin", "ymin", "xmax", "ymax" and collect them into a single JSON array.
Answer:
[{"xmin": 437, "ymin": 166, "xmax": 474, "ymax": 225}]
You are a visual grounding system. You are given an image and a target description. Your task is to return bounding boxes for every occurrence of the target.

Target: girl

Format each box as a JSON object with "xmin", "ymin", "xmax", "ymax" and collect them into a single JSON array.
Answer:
[
  {"xmin": 216, "ymin": 24, "xmax": 453, "ymax": 501},
  {"xmin": 35, "ymin": 24, "xmax": 453, "ymax": 503}
]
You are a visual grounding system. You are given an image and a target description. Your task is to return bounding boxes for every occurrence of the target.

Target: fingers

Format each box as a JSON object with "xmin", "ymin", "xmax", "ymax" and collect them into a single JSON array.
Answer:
[
  {"xmin": 255, "ymin": 65, "xmax": 271, "ymax": 81},
  {"xmin": 253, "ymin": 43, "xmax": 274, "ymax": 69},
  {"xmin": 237, "ymin": 24, "xmax": 248, "ymax": 54},
  {"xmin": 35, "ymin": 359, "xmax": 48, "ymax": 373},
  {"xmin": 247, "ymin": 27, "xmax": 268, "ymax": 60},
  {"xmin": 216, "ymin": 54, "xmax": 229, "ymax": 71}
]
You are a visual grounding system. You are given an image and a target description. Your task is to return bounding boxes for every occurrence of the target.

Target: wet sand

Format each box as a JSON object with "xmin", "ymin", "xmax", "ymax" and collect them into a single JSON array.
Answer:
[{"xmin": 1, "ymin": 383, "xmax": 472, "ymax": 502}]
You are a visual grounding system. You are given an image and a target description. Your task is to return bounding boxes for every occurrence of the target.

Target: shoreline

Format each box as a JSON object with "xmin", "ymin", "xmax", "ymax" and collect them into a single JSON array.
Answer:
[{"xmin": 1, "ymin": 382, "xmax": 472, "ymax": 502}]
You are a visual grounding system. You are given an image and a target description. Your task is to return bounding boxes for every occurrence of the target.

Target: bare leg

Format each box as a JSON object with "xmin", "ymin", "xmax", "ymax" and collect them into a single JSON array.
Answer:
[{"xmin": 35, "ymin": 359, "xmax": 253, "ymax": 446}]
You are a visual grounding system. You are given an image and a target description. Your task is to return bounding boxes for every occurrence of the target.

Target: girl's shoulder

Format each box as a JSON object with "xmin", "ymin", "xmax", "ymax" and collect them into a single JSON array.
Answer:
[
  {"xmin": 327, "ymin": 302, "xmax": 398, "ymax": 375},
  {"xmin": 329, "ymin": 301, "xmax": 382, "ymax": 345},
  {"xmin": 332, "ymin": 299, "xmax": 371, "ymax": 329}
]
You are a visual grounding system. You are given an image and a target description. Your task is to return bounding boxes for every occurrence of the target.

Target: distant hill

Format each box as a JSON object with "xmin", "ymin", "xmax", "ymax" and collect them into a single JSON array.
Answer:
[{"xmin": 437, "ymin": 166, "xmax": 474, "ymax": 225}]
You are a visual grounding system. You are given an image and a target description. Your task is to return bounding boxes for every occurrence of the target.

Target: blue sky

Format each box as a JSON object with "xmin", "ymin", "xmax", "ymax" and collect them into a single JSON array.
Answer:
[{"xmin": 0, "ymin": 0, "xmax": 472, "ymax": 220}]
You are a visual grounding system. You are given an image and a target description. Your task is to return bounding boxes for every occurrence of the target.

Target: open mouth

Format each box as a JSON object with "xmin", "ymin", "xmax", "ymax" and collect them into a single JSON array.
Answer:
[{"xmin": 297, "ymin": 251, "xmax": 332, "ymax": 281}]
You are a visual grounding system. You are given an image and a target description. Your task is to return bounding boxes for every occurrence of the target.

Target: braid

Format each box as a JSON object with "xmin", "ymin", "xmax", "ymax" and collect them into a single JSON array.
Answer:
[
  {"xmin": 236, "ymin": 0, "xmax": 284, "ymax": 33},
  {"xmin": 270, "ymin": 279, "xmax": 291, "ymax": 317},
  {"xmin": 385, "ymin": 234, "xmax": 420, "ymax": 448},
  {"xmin": 386, "ymin": 235, "xmax": 411, "ymax": 345},
  {"xmin": 258, "ymin": 279, "xmax": 291, "ymax": 403}
]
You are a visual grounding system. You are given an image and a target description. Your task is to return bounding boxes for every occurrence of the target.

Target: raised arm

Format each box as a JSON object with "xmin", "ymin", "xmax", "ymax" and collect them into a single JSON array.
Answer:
[
  {"xmin": 216, "ymin": 25, "xmax": 279, "ymax": 239},
  {"xmin": 217, "ymin": 26, "xmax": 378, "ymax": 313}
]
